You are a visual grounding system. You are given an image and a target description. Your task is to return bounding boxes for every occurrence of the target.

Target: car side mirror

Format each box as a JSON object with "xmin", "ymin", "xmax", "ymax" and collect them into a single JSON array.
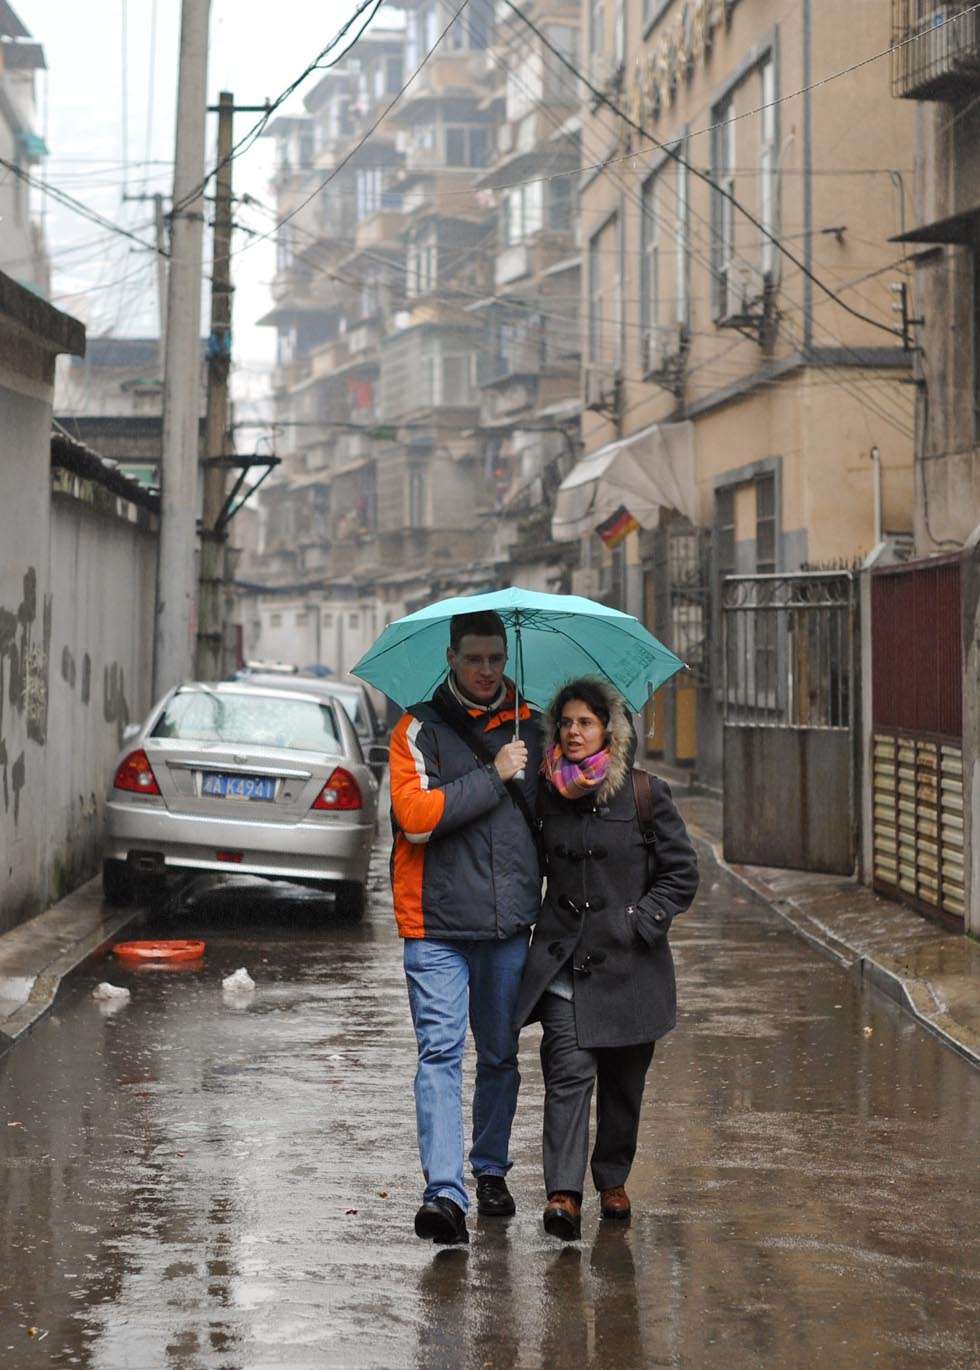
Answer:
[
  {"xmin": 368, "ymin": 745, "xmax": 389, "ymax": 768},
  {"xmin": 122, "ymin": 723, "xmax": 141, "ymax": 745}
]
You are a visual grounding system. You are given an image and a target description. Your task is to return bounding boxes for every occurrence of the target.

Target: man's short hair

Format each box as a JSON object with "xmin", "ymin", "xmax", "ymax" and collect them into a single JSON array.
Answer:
[{"xmin": 449, "ymin": 610, "xmax": 508, "ymax": 652}]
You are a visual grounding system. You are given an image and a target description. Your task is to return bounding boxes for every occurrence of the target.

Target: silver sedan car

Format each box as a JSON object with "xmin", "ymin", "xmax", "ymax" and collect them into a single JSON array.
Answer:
[{"xmin": 103, "ymin": 682, "xmax": 378, "ymax": 916}]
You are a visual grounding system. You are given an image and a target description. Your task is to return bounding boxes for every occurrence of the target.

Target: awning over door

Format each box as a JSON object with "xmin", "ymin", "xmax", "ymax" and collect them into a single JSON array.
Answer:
[{"xmin": 551, "ymin": 419, "xmax": 696, "ymax": 543}]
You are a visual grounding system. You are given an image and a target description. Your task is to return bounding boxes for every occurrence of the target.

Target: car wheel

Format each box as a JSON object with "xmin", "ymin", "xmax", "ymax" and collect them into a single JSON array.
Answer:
[
  {"xmin": 103, "ymin": 859, "xmax": 136, "ymax": 907},
  {"xmin": 334, "ymin": 880, "xmax": 366, "ymax": 920}
]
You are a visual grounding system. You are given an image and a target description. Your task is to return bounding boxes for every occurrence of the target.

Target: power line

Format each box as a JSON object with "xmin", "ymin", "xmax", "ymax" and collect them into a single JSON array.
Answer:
[
  {"xmin": 0, "ymin": 155, "xmax": 168, "ymax": 258},
  {"xmin": 170, "ymin": 0, "xmax": 387, "ymax": 218},
  {"xmin": 144, "ymin": 0, "xmax": 159, "ymax": 170},
  {"xmin": 229, "ymin": 0, "xmax": 475, "ymax": 262},
  {"xmin": 120, "ymin": 0, "xmax": 129, "ymax": 199},
  {"xmin": 499, "ymin": 0, "xmax": 910, "ymax": 346}
]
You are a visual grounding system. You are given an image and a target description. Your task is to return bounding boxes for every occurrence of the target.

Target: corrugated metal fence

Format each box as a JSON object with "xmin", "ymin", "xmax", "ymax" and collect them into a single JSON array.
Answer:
[{"xmin": 870, "ymin": 556, "xmax": 964, "ymax": 924}]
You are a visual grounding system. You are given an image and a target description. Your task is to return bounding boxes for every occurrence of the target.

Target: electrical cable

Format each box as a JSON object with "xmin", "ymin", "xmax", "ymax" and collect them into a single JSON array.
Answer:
[
  {"xmin": 170, "ymin": 0, "xmax": 387, "ymax": 218},
  {"xmin": 226, "ymin": 0, "xmax": 476, "ymax": 264},
  {"xmin": 497, "ymin": 0, "xmax": 965, "ymax": 344},
  {"xmin": 0, "ymin": 155, "xmax": 168, "ymax": 257},
  {"xmin": 246, "ymin": 1, "xmax": 917, "ymax": 441}
]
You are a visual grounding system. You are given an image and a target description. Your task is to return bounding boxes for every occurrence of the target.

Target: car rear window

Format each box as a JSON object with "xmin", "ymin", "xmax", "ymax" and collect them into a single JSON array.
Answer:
[
  {"xmin": 334, "ymin": 693, "xmax": 367, "ymax": 734},
  {"xmin": 153, "ymin": 691, "xmax": 340, "ymax": 753}
]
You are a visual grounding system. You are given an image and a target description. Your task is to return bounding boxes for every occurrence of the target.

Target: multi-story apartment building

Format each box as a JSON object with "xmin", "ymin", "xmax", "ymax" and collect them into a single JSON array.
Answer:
[
  {"xmin": 559, "ymin": 0, "xmax": 918, "ymax": 781},
  {"xmin": 470, "ymin": 0, "xmax": 584, "ymax": 591},
  {"xmin": 0, "ymin": 2, "xmax": 49, "ymax": 296},
  {"xmin": 889, "ymin": 1, "xmax": 980, "ymax": 551},
  {"xmin": 245, "ymin": 7, "xmax": 512, "ymax": 676}
]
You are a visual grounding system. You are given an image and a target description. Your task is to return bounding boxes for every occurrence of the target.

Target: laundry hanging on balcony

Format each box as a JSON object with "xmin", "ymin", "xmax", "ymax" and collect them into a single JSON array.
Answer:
[{"xmin": 551, "ymin": 420, "xmax": 696, "ymax": 544}]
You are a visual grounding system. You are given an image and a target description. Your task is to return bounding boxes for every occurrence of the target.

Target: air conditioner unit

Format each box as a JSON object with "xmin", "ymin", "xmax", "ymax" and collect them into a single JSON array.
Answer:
[{"xmin": 584, "ymin": 365, "xmax": 617, "ymax": 411}]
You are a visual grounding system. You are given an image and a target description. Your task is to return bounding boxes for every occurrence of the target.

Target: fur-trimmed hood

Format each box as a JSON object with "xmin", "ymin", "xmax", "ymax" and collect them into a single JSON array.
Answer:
[{"xmin": 541, "ymin": 677, "xmax": 637, "ymax": 804}]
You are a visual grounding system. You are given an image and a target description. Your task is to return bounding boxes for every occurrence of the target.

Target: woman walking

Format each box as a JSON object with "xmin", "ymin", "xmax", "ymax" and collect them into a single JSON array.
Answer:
[{"xmin": 514, "ymin": 678, "xmax": 699, "ymax": 1240}]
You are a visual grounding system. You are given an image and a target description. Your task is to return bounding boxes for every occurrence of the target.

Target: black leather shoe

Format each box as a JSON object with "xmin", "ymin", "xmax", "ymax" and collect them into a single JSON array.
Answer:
[
  {"xmin": 414, "ymin": 1198, "xmax": 469, "ymax": 1245},
  {"xmin": 476, "ymin": 1175, "xmax": 516, "ymax": 1217}
]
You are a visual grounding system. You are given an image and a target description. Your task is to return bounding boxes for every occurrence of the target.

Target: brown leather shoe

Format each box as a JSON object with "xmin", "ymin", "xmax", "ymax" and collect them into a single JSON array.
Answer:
[
  {"xmin": 600, "ymin": 1186, "xmax": 631, "ymax": 1220},
  {"xmin": 543, "ymin": 1191, "xmax": 582, "ymax": 1241}
]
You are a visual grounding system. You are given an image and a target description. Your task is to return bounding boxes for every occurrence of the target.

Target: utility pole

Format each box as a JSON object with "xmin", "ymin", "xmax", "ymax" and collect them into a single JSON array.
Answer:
[
  {"xmin": 153, "ymin": 192, "xmax": 168, "ymax": 366},
  {"xmin": 153, "ymin": 0, "xmax": 211, "ymax": 697},
  {"xmin": 196, "ymin": 89, "xmax": 234, "ymax": 681}
]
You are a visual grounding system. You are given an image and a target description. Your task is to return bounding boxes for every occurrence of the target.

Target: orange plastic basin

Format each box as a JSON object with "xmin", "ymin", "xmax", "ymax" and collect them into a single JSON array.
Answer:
[{"xmin": 113, "ymin": 939, "xmax": 205, "ymax": 963}]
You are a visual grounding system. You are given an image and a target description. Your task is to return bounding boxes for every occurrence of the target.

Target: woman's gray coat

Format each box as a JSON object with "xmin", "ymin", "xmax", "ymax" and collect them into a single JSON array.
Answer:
[{"xmin": 514, "ymin": 681, "xmax": 700, "ymax": 1049}]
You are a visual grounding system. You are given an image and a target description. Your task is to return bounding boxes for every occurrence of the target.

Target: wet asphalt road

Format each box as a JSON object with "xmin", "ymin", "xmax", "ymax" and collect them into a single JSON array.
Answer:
[{"xmin": 1, "ymin": 827, "xmax": 978, "ymax": 1370}]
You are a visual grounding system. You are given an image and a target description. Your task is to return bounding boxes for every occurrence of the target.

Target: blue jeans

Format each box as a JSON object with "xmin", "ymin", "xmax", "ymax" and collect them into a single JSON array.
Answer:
[{"xmin": 403, "ymin": 932, "xmax": 530, "ymax": 1213}]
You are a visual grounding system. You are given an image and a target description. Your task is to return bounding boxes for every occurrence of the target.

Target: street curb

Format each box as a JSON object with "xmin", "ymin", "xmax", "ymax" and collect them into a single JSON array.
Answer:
[
  {"xmin": 687, "ymin": 823, "xmax": 980, "ymax": 1070},
  {"xmin": 0, "ymin": 887, "xmax": 139, "ymax": 1053}
]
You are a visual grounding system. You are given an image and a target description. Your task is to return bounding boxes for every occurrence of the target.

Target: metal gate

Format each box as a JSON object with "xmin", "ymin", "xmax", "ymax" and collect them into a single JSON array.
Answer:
[
  {"xmin": 722, "ymin": 572, "xmax": 858, "ymax": 873},
  {"xmin": 870, "ymin": 556, "xmax": 964, "ymax": 925}
]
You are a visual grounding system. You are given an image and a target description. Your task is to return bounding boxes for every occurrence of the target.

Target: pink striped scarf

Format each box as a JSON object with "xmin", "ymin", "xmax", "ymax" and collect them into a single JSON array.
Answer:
[{"xmin": 542, "ymin": 742, "xmax": 612, "ymax": 800}]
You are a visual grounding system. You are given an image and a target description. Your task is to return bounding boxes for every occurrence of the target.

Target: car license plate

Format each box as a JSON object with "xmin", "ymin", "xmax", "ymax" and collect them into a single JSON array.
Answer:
[{"xmin": 201, "ymin": 772, "xmax": 276, "ymax": 802}]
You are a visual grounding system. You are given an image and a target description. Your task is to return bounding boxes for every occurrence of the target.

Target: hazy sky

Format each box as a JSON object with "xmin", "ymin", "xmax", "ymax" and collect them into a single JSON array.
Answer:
[{"xmin": 24, "ymin": 0, "xmax": 353, "ymax": 396}]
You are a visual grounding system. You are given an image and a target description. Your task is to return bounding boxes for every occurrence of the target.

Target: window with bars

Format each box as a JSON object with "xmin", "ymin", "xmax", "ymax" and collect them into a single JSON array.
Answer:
[
  {"xmin": 408, "ymin": 467, "xmax": 428, "ymax": 527},
  {"xmin": 406, "ymin": 229, "xmax": 438, "ymax": 297},
  {"xmin": 756, "ymin": 474, "xmax": 776, "ymax": 572},
  {"xmin": 712, "ymin": 53, "xmax": 778, "ymax": 318},
  {"xmin": 715, "ymin": 486, "xmax": 736, "ymax": 577},
  {"xmin": 713, "ymin": 93, "xmax": 737, "ymax": 318},
  {"xmin": 614, "ymin": 0, "xmax": 625, "ymax": 65},
  {"xmin": 640, "ymin": 172, "xmax": 662, "ymax": 371},
  {"xmin": 355, "ymin": 168, "xmax": 384, "ymax": 222},
  {"xmin": 759, "ymin": 58, "xmax": 777, "ymax": 278},
  {"xmin": 502, "ymin": 180, "xmax": 544, "ymax": 245},
  {"xmin": 586, "ymin": 218, "xmax": 623, "ymax": 372},
  {"xmin": 589, "ymin": 0, "xmax": 605, "ymax": 80},
  {"xmin": 445, "ymin": 125, "xmax": 490, "ymax": 167},
  {"xmin": 640, "ymin": 150, "xmax": 690, "ymax": 374}
]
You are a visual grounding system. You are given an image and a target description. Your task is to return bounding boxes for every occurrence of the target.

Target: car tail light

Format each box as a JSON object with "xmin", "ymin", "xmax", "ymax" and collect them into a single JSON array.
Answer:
[
  {"xmin": 312, "ymin": 767, "xmax": 362, "ymax": 811},
  {"xmin": 113, "ymin": 749, "xmax": 161, "ymax": 795}
]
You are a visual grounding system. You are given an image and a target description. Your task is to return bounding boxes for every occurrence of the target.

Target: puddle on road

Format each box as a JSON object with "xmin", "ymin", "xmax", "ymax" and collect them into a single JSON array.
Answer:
[{"xmin": 0, "ymin": 843, "xmax": 977, "ymax": 1369}]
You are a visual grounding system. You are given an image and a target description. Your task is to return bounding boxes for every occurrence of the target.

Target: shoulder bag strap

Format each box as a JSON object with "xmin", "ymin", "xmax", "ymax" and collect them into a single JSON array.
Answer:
[
  {"xmin": 431, "ymin": 695, "xmax": 538, "ymax": 841},
  {"xmin": 632, "ymin": 767, "xmax": 657, "ymax": 880}
]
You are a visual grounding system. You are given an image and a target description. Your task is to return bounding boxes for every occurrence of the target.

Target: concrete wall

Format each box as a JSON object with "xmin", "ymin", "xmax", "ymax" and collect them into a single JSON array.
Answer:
[
  {"xmin": 42, "ymin": 496, "xmax": 156, "ymax": 907},
  {"xmin": 0, "ymin": 379, "xmax": 54, "ymax": 931},
  {"xmin": 907, "ymin": 97, "xmax": 980, "ymax": 552},
  {"xmin": 0, "ymin": 270, "xmax": 157, "ymax": 933},
  {"xmin": 0, "ymin": 469, "xmax": 157, "ymax": 933}
]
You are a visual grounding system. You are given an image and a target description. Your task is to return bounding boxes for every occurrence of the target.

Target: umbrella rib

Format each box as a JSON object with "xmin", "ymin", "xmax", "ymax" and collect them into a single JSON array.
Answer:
[{"xmin": 541, "ymin": 623, "xmax": 634, "ymax": 701}]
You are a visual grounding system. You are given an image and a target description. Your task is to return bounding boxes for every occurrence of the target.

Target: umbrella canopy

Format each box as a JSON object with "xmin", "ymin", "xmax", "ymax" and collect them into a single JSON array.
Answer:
[{"xmin": 351, "ymin": 586, "xmax": 685, "ymax": 713}]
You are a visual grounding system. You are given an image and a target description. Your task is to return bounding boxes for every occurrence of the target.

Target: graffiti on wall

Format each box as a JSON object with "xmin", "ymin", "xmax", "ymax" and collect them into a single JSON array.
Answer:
[
  {"xmin": 0, "ymin": 566, "xmax": 131, "ymax": 826},
  {"xmin": 0, "ymin": 569, "xmax": 50, "ymax": 823}
]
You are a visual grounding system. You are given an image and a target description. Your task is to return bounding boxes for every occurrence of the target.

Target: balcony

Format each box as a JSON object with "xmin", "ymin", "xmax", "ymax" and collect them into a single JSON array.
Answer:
[
  {"xmin": 345, "ymin": 319, "xmax": 384, "ymax": 359},
  {"xmin": 892, "ymin": 1, "xmax": 980, "ymax": 99},
  {"xmin": 270, "ymin": 265, "xmax": 315, "ymax": 306},
  {"xmin": 310, "ymin": 336, "xmax": 350, "ymax": 378},
  {"xmin": 479, "ymin": 329, "xmax": 545, "ymax": 388},
  {"xmin": 495, "ymin": 234, "xmax": 577, "ymax": 289},
  {"xmin": 270, "ymin": 358, "xmax": 312, "ymax": 393},
  {"xmin": 355, "ymin": 210, "xmax": 407, "ymax": 252}
]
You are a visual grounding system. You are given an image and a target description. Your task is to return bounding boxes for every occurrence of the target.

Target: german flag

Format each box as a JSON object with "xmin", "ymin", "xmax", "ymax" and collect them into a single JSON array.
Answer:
[{"xmin": 595, "ymin": 504, "xmax": 640, "ymax": 548}]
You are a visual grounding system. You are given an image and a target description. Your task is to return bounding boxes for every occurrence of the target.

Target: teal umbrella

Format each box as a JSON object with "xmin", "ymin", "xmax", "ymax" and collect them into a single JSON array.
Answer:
[{"xmin": 351, "ymin": 586, "xmax": 685, "ymax": 720}]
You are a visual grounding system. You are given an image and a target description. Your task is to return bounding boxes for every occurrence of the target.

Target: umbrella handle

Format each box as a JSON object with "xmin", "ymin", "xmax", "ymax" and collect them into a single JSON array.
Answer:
[{"xmin": 514, "ymin": 618, "xmax": 526, "ymax": 781}]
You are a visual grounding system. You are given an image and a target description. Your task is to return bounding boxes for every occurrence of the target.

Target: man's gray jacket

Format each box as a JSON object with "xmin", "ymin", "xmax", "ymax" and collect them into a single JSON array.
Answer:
[{"xmin": 388, "ymin": 679, "xmax": 541, "ymax": 940}]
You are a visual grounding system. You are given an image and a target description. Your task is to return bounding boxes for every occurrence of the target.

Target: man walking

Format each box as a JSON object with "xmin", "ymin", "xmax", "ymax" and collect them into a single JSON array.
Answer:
[{"xmin": 388, "ymin": 609, "xmax": 542, "ymax": 1245}]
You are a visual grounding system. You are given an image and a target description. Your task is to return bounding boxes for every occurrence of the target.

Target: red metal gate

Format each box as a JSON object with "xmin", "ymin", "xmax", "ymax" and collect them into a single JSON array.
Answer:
[{"xmin": 870, "ymin": 556, "xmax": 964, "ymax": 925}]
